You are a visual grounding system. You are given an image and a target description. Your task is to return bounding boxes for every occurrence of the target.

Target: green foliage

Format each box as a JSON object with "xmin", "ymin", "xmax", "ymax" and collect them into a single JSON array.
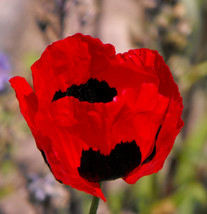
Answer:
[
  {"xmin": 0, "ymin": 160, "xmax": 16, "ymax": 175},
  {"xmin": 176, "ymin": 114, "xmax": 207, "ymax": 185},
  {"xmin": 172, "ymin": 182, "xmax": 207, "ymax": 214},
  {"xmin": 23, "ymin": 52, "xmax": 39, "ymax": 69},
  {"xmin": 0, "ymin": 185, "xmax": 14, "ymax": 200},
  {"xmin": 108, "ymin": 185, "xmax": 125, "ymax": 213}
]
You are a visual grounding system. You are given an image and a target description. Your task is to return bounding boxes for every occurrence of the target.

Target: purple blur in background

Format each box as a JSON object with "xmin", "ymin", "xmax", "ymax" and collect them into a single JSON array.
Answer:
[{"xmin": 0, "ymin": 52, "xmax": 11, "ymax": 92}]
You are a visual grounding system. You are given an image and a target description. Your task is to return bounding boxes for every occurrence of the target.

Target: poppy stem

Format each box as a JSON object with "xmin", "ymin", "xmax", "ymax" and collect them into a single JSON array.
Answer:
[
  {"xmin": 88, "ymin": 184, "xmax": 101, "ymax": 214},
  {"xmin": 89, "ymin": 195, "xmax": 100, "ymax": 214}
]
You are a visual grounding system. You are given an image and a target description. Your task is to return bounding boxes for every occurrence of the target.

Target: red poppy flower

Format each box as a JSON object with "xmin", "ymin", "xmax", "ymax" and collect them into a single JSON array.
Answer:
[{"xmin": 10, "ymin": 33, "xmax": 183, "ymax": 201}]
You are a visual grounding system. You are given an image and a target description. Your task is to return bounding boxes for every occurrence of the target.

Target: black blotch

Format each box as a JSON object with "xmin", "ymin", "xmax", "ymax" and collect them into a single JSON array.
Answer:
[
  {"xmin": 52, "ymin": 90, "xmax": 67, "ymax": 102},
  {"xmin": 142, "ymin": 125, "xmax": 162, "ymax": 165},
  {"xmin": 40, "ymin": 150, "xmax": 63, "ymax": 184},
  {"xmin": 52, "ymin": 78, "xmax": 117, "ymax": 103},
  {"xmin": 78, "ymin": 141, "xmax": 141, "ymax": 182}
]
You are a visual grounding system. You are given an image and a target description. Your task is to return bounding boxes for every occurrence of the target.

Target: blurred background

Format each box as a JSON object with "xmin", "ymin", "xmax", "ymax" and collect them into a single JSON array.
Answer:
[{"xmin": 1, "ymin": 0, "xmax": 207, "ymax": 213}]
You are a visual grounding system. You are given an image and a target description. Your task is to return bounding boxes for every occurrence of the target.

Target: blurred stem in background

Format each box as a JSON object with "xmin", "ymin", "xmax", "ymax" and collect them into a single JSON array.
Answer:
[
  {"xmin": 54, "ymin": 0, "xmax": 68, "ymax": 39},
  {"xmin": 36, "ymin": 0, "xmax": 69, "ymax": 43},
  {"xmin": 181, "ymin": 0, "xmax": 207, "ymax": 63}
]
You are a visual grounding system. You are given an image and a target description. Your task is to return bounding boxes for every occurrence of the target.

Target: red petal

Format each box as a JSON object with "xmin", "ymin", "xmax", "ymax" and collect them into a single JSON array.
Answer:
[
  {"xmin": 108, "ymin": 85, "xmax": 169, "ymax": 161},
  {"xmin": 31, "ymin": 33, "xmax": 116, "ymax": 108},
  {"xmin": 123, "ymin": 98, "xmax": 184, "ymax": 184},
  {"xmin": 33, "ymin": 120, "xmax": 106, "ymax": 200},
  {"xmin": 9, "ymin": 77, "xmax": 38, "ymax": 130},
  {"xmin": 116, "ymin": 48, "xmax": 180, "ymax": 99}
]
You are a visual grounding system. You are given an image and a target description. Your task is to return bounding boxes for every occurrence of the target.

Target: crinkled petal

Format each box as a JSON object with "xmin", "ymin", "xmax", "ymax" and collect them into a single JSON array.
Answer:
[
  {"xmin": 116, "ymin": 48, "xmax": 180, "ymax": 99},
  {"xmin": 31, "ymin": 34, "xmax": 116, "ymax": 108}
]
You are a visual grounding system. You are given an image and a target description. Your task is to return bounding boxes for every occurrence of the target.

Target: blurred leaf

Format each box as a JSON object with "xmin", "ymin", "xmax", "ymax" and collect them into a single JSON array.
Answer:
[
  {"xmin": 131, "ymin": 175, "xmax": 159, "ymax": 214},
  {"xmin": 172, "ymin": 182, "xmax": 207, "ymax": 214},
  {"xmin": 182, "ymin": 113, "xmax": 207, "ymax": 161},
  {"xmin": 181, "ymin": 61, "xmax": 207, "ymax": 92},
  {"xmin": 181, "ymin": 0, "xmax": 202, "ymax": 61},
  {"xmin": 108, "ymin": 189, "xmax": 124, "ymax": 214},
  {"xmin": 0, "ymin": 160, "xmax": 16, "ymax": 175},
  {"xmin": 151, "ymin": 199, "xmax": 176, "ymax": 214},
  {"xmin": 0, "ymin": 185, "xmax": 14, "ymax": 200},
  {"xmin": 176, "ymin": 113, "xmax": 207, "ymax": 184},
  {"xmin": 23, "ymin": 52, "xmax": 39, "ymax": 69}
]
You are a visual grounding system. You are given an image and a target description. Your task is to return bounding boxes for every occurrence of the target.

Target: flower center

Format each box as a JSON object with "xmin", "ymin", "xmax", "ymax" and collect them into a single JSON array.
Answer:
[
  {"xmin": 52, "ymin": 78, "xmax": 117, "ymax": 103},
  {"xmin": 78, "ymin": 141, "xmax": 142, "ymax": 182}
]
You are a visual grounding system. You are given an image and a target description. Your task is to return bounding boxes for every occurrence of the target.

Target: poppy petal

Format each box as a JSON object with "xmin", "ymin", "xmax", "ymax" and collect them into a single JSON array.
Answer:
[
  {"xmin": 31, "ymin": 34, "xmax": 116, "ymax": 108},
  {"xmin": 123, "ymin": 99, "xmax": 183, "ymax": 183},
  {"xmin": 9, "ymin": 76, "xmax": 38, "ymax": 130},
  {"xmin": 33, "ymin": 122, "xmax": 106, "ymax": 200},
  {"xmin": 116, "ymin": 48, "xmax": 180, "ymax": 99}
]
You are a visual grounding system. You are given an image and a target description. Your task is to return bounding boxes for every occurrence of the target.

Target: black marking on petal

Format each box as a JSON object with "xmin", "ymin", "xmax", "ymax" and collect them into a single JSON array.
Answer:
[
  {"xmin": 57, "ymin": 179, "xmax": 63, "ymax": 184},
  {"xmin": 142, "ymin": 145, "xmax": 156, "ymax": 164},
  {"xmin": 78, "ymin": 141, "xmax": 141, "ymax": 182},
  {"xmin": 40, "ymin": 150, "xmax": 63, "ymax": 184},
  {"xmin": 52, "ymin": 78, "xmax": 117, "ymax": 103},
  {"xmin": 142, "ymin": 125, "xmax": 162, "ymax": 165},
  {"xmin": 155, "ymin": 125, "xmax": 162, "ymax": 141},
  {"xmin": 52, "ymin": 90, "xmax": 67, "ymax": 102},
  {"xmin": 41, "ymin": 150, "xmax": 52, "ymax": 170}
]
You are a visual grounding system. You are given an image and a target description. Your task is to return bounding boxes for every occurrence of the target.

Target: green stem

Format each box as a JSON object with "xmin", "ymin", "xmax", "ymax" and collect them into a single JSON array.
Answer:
[{"xmin": 89, "ymin": 195, "xmax": 100, "ymax": 214}]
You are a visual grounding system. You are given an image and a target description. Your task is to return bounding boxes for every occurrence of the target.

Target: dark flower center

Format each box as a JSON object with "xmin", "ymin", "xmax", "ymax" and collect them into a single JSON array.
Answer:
[
  {"xmin": 78, "ymin": 141, "xmax": 141, "ymax": 182},
  {"xmin": 52, "ymin": 78, "xmax": 117, "ymax": 103}
]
